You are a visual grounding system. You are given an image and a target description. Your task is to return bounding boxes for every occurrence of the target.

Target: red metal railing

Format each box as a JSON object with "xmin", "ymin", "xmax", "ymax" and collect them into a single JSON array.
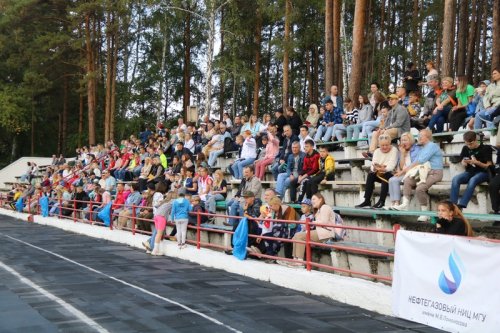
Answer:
[{"xmin": 0, "ymin": 194, "xmax": 399, "ymax": 282}]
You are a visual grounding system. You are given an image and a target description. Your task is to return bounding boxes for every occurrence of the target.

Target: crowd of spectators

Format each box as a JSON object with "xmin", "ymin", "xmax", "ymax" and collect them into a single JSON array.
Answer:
[{"xmin": 2, "ymin": 66, "xmax": 500, "ymax": 263}]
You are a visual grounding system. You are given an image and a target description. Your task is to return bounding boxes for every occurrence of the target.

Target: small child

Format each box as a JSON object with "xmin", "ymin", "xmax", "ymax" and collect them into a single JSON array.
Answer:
[
  {"xmin": 171, "ymin": 193, "xmax": 193, "ymax": 249},
  {"xmin": 408, "ymin": 91, "xmax": 426, "ymax": 130},
  {"xmin": 188, "ymin": 195, "xmax": 208, "ymax": 225},
  {"xmin": 296, "ymin": 198, "xmax": 314, "ymax": 234}
]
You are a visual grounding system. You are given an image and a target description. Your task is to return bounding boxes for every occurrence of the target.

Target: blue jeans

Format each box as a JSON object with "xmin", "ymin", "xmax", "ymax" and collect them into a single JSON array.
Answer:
[
  {"xmin": 346, "ymin": 123, "xmax": 363, "ymax": 139},
  {"xmin": 206, "ymin": 193, "xmax": 225, "ymax": 213},
  {"xmin": 474, "ymin": 107, "xmax": 495, "ymax": 129},
  {"xmin": 322, "ymin": 125, "xmax": 335, "ymax": 142},
  {"xmin": 231, "ymin": 158, "xmax": 255, "ymax": 179},
  {"xmin": 450, "ymin": 171, "xmax": 489, "ymax": 207},
  {"xmin": 227, "ymin": 198, "xmax": 243, "ymax": 226},
  {"xmin": 208, "ymin": 149, "xmax": 224, "ymax": 167},
  {"xmin": 314, "ymin": 125, "xmax": 327, "ymax": 141},
  {"xmin": 332, "ymin": 124, "xmax": 346, "ymax": 141},
  {"xmin": 276, "ymin": 173, "xmax": 291, "ymax": 198},
  {"xmin": 361, "ymin": 119, "xmax": 380, "ymax": 143},
  {"xmin": 428, "ymin": 107, "xmax": 450, "ymax": 133}
]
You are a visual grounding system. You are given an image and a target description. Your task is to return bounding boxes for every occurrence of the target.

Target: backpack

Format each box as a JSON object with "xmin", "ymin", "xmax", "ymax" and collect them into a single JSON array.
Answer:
[{"xmin": 333, "ymin": 210, "xmax": 347, "ymax": 241}]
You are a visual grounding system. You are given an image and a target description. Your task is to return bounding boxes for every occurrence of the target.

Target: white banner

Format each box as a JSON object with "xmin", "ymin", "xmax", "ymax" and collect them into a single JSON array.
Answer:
[{"xmin": 392, "ymin": 230, "xmax": 500, "ymax": 333}]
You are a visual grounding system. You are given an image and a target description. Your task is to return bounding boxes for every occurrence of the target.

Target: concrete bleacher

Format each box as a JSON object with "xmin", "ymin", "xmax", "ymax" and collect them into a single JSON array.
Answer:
[{"xmin": 202, "ymin": 129, "xmax": 500, "ymax": 281}]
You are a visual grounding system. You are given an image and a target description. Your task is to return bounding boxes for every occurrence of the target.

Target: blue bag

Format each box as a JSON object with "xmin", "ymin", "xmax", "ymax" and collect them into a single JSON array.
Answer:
[
  {"xmin": 15, "ymin": 197, "xmax": 24, "ymax": 212},
  {"xmin": 232, "ymin": 217, "xmax": 248, "ymax": 260},
  {"xmin": 40, "ymin": 196, "xmax": 49, "ymax": 217},
  {"xmin": 97, "ymin": 202, "xmax": 112, "ymax": 227}
]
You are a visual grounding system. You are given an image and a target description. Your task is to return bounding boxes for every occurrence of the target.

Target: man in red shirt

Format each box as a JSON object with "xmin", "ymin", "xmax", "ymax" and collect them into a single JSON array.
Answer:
[{"xmin": 296, "ymin": 140, "xmax": 320, "ymax": 202}]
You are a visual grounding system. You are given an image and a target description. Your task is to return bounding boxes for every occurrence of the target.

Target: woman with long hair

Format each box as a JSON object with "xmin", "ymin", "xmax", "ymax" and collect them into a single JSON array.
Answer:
[
  {"xmin": 435, "ymin": 201, "xmax": 473, "ymax": 237},
  {"xmin": 346, "ymin": 95, "xmax": 373, "ymax": 140}
]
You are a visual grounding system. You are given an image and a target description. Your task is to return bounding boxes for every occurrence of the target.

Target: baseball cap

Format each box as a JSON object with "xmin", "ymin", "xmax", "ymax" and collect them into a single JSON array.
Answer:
[{"xmin": 301, "ymin": 198, "xmax": 312, "ymax": 206}]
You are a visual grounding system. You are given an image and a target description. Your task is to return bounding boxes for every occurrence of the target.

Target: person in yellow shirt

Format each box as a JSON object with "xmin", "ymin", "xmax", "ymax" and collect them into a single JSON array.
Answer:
[{"xmin": 303, "ymin": 146, "xmax": 335, "ymax": 199}]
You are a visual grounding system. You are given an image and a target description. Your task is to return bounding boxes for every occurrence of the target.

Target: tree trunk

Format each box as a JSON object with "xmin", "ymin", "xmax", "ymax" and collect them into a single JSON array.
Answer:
[
  {"xmin": 79, "ymin": 93, "xmax": 83, "ymax": 147},
  {"xmin": 62, "ymin": 76, "xmax": 68, "ymax": 153},
  {"xmin": 332, "ymin": 0, "xmax": 341, "ymax": 86},
  {"xmin": 264, "ymin": 26, "xmax": 273, "ymax": 114},
  {"xmin": 31, "ymin": 100, "xmax": 34, "ymax": 156},
  {"xmin": 104, "ymin": 9, "xmax": 112, "ymax": 143},
  {"xmin": 282, "ymin": 0, "xmax": 291, "ymax": 109},
  {"xmin": 349, "ymin": 0, "xmax": 366, "ymax": 101},
  {"xmin": 473, "ymin": 1, "xmax": 483, "ymax": 84},
  {"xmin": 441, "ymin": 0, "xmax": 455, "ymax": 77},
  {"xmin": 492, "ymin": 0, "xmax": 500, "ymax": 71},
  {"xmin": 57, "ymin": 112, "xmax": 62, "ymax": 154},
  {"xmin": 324, "ymin": 0, "xmax": 333, "ymax": 92},
  {"xmin": 378, "ymin": 0, "xmax": 385, "ymax": 83},
  {"xmin": 203, "ymin": 0, "xmax": 216, "ymax": 118},
  {"xmin": 306, "ymin": 49, "xmax": 312, "ymax": 104},
  {"xmin": 110, "ymin": 30, "xmax": 118, "ymax": 142},
  {"xmin": 252, "ymin": 7, "xmax": 262, "ymax": 116},
  {"xmin": 85, "ymin": 13, "xmax": 96, "ymax": 146},
  {"xmin": 158, "ymin": 15, "xmax": 168, "ymax": 123},
  {"xmin": 218, "ymin": 8, "xmax": 225, "ymax": 121},
  {"xmin": 11, "ymin": 135, "xmax": 17, "ymax": 163},
  {"xmin": 481, "ymin": 0, "xmax": 488, "ymax": 76},
  {"xmin": 466, "ymin": 0, "xmax": 478, "ymax": 81},
  {"xmin": 313, "ymin": 46, "xmax": 319, "ymax": 103},
  {"xmin": 183, "ymin": 10, "xmax": 191, "ymax": 121},
  {"xmin": 412, "ymin": 0, "xmax": 419, "ymax": 62},
  {"xmin": 456, "ymin": 0, "xmax": 467, "ymax": 75}
]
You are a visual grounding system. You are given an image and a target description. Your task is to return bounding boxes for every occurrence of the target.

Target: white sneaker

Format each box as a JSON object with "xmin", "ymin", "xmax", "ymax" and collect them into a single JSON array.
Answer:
[{"xmin": 417, "ymin": 215, "xmax": 429, "ymax": 222}]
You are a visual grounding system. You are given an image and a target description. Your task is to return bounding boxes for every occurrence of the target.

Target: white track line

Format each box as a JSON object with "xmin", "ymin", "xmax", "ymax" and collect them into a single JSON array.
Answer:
[
  {"xmin": 0, "ymin": 233, "xmax": 242, "ymax": 333},
  {"xmin": 0, "ymin": 260, "xmax": 110, "ymax": 333}
]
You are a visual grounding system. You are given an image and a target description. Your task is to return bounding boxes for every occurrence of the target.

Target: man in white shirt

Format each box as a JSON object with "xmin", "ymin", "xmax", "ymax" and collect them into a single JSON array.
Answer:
[{"xmin": 298, "ymin": 125, "xmax": 315, "ymax": 152}]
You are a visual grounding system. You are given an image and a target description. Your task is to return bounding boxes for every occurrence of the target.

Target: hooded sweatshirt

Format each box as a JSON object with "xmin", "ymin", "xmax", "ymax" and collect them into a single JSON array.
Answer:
[{"xmin": 171, "ymin": 197, "xmax": 192, "ymax": 220}]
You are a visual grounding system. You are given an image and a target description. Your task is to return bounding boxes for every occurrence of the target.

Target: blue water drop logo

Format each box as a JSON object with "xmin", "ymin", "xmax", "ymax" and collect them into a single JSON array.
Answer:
[{"xmin": 438, "ymin": 250, "xmax": 465, "ymax": 295}]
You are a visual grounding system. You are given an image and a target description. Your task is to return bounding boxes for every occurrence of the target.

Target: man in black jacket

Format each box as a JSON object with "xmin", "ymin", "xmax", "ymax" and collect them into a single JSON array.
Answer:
[
  {"xmin": 271, "ymin": 125, "xmax": 299, "ymax": 180},
  {"xmin": 274, "ymin": 108, "xmax": 288, "ymax": 140}
]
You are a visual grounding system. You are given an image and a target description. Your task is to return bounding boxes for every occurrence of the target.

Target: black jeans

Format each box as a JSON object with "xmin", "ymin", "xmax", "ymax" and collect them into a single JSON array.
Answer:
[
  {"xmin": 305, "ymin": 172, "xmax": 335, "ymax": 198},
  {"xmin": 364, "ymin": 171, "xmax": 393, "ymax": 203},
  {"xmin": 489, "ymin": 174, "xmax": 500, "ymax": 212}
]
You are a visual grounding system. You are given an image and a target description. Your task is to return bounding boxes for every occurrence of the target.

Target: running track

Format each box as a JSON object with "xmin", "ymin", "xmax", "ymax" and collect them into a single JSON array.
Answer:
[{"xmin": 0, "ymin": 215, "xmax": 444, "ymax": 333}]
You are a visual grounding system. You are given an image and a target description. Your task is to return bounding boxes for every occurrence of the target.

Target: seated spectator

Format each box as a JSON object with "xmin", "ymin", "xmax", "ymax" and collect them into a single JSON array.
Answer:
[
  {"xmin": 296, "ymin": 140, "xmax": 320, "ymax": 202},
  {"xmin": 304, "ymin": 146, "xmax": 335, "ymax": 200},
  {"xmin": 360, "ymin": 93, "xmax": 388, "ymax": 147},
  {"xmin": 474, "ymin": 68, "xmax": 500, "ymax": 129},
  {"xmin": 256, "ymin": 113, "xmax": 272, "ymax": 138},
  {"xmin": 346, "ymin": 95, "xmax": 373, "ymax": 140},
  {"xmin": 407, "ymin": 91, "xmax": 425, "ymax": 130},
  {"xmin": 356, "ymin": 135, "xmax": 398, "ymax": 208},
  {"xmin": 249, "ymin": 196, "xmax": 298, "ymax": 257},
  {"xmin": 206, "ymin": 169, "xmax": 227, "ymax": 214},
  {"xmin": 331, "ymin": 98, "xmax": 357, "ymax": 142},
  {"xmin": 184, "ymin": 133, "xmax": 195, "ymax": 154},
  {"xmin": 450, "ymin": 131, "xmax": 492, "ymax": 210},
  {"xmin": 435, "ymin": 201, "xmax": 473, "ymax": 236},
  {"xmin": 271, "ymin": 125, "xmax": 299, "ymax": 180},
  {"xmin": 366, "ymin": 94, "xmax": 410, "ymax": 155},
  {"xmin": 147, "ymin": 156, "xmax": 165, "ymax": 186},
  {"xmin": 452, "ymin": 75, "xmax": 475, "ymax": 130},
  {"xmin": 181, "ymin": 153, "xmax": 194, "ymax": 169},
  {"xmin": 254, "ymin": 125, "xmax": 279, "ymax": 180},
  {"xmin": 205, "ymin": 123, "xmax": 232, "ymax": 167},
  {"xmin": 230, "ymin": 130, "xmax": 257, "ymax": 180},
  {"xmin": 287, "ymin": 193, "xmax": 340, "ymax": 267},
  {"xmin": 428, "ymin": 76, "xmax": 456, "ymax": 133},
  {"xmin": 226, "ymin": 165, "xmax": 262, "ymax": 226},
  {"xmin": 304, "ymin": 104, "xmax": 320, "ymax": 136},
  {"xmin": 99, "ymin": 169, "xmax": 116, "ymax": 193},
  {"xmin": 387, "ymin": 132, "xmax": 421, "ymax": 209},
  {"xmin": 235, "ymin": 190, "xmax": 262, "ymax": 253},
  {"xmin": 117, "ymin": 183, "xmax": 142, "ymax": 229},
  {"xmin": 188, "ymin": 195, "xmax": 209, "ymax": 225},
  {"xmin": 396, "ymin": 86, "xmax": 409, "ymax": 107},
  {"xmin": 241, "ymin": 114, "xmax": 261, "ymax": 137},
  {"xmin": 137, "ymin": 157, "xmax": 153, "ymax": 192},
  {"xmin": 315, "ymin": 97, "xmax": 343, "ymax": 142},
  {"xmin": 223, "ymin": 112, "xmax": 232, "ymax": 129},
  {"xmin": 276, "ymin": 141, "xmax": 304, "ymax": 202},
  {"xmin": 368, "ymin": 82, "xmax": 385, "ymax": 108},
  {"xmin": 489, "ymin": 150, "xmax": 500, "ymax": 217},
  {"xmin": 298, "ymin": 125, "xmax": 314, "ymax": 152},
  {"xmin": 231, "ymin": 116, "xmax": 242, "ymax": 138},
  {"xmin": 197, "ymin": 166, "xmax": 213, "ymax": 202},
  {"xmin": 469, "ymin": 80, "xmax": 490, "ymax": 129},
  {"xmin": 394, "ymin": 129, "xmax": 443, "ymax": 222},
  {"xmin": 274, "ymin": 108, "xmax": 287, "ymax": 139},
  {"xmin": 195, "ymin": 152, "xmax": 209, "ymax": 172},
  {"xmin": 286, "ymin": 106, "xmax": 303, "ymax": 136},
  {"xmin": 314, "ymin": 99, "xmax": 333, "ymax": 142}
]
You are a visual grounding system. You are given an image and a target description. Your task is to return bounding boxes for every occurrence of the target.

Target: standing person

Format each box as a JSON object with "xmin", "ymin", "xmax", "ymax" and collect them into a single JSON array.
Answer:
[
  {"xmin": 395, "ymin": 129, "xmax": 444, "ymax": 222},
  {"xmin": 450, "ymin": 131, "xmax": 493, "ymax": 210},
  {"xmin": 435, "ymin": 201, "xmax": 473, "ymax": 236},
  {"xmin": 403, "ymin": 62, "xmax": 421, "ymax": 93},
  {"xmin": 287, "ymin": 193, "xmax": 340, "ymax": 267},
  {"xmin": 231, "ymin": 130, "xmax": 257, "ymax": 180},
  {"xmin": 254, "ymin": 126, "xmax": 280, "ymax": 180},
  {"xmin": 274, "ymin": 108, "xmax": 288, "ymax": 140},
  {"xmin": 419, "ymin": 60, "xmax": 439, "ymax": 87},
  {"xmin": 387, "ymin": 132, "xmax": 421, "ymax": 209},
  {"xmin": 171, "ymin": 193, "xmax": 193, "ymax": 249},
  {"xmin": 356, "ymin": 136, "xmax": 398, "ymax": 208}
]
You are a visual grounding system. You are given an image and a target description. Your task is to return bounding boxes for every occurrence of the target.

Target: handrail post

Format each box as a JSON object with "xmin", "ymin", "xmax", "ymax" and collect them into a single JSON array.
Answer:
[
  {"xmin": 73, "ymin": 199, "xmax": 77, "ymax": 222},
  {"xmin": 305, "ymin": 217, "xmax": 312, "ymax": 271},
  {"xmin": 37, "ymin": 197, "xmax": 40, "ymax": 215},
  {"xmin": 28, "ymin": 196, "xmax": 31, "ymax": 214},
  {"xmin": 132, "ymin": 205, "xmax": 136, "ymax": 235},
  {"xmin": 89, "ymin": 201, "xmax": 93, "ymax": 223},
  {"xmin": 393, "ymin": 223, "xmax": 401, "ymax": 241},
  {"xmin": 109, "ymin": 206, "xmax": 113, "ymax": 230},
  {"xmin": 58, "ymin": 197, "xmax": 62, "ymax": 218},
  {"xmin": 197, "ymin": 211, "xmax": 201, "ymax": 250}
]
